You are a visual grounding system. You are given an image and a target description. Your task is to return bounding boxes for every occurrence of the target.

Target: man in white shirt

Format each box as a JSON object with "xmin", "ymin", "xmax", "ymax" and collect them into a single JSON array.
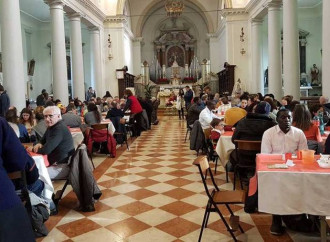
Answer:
[
  {"xmin": 261, "ymin": 108, "xmax": 308, "ymax": 235},
  {"xmin": 199, "ymin": 100, "xmax": 218, "ymax": 129}
]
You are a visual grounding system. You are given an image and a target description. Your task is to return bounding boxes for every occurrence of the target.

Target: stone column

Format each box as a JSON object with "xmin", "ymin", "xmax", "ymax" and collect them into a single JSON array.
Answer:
[
  {"xmin": 0, "ymin": 0, "xmax": 25, "ymax": 110},
  {"xmin": 48, "ymin": 0, "xmax": 69, "ymax": 105},
  {"xmin": 322, "ymin": 0, "xmax": 330, "ymax": 97},
  {"xmin": 251, "ymin": 18, "xmax": 263, "ymax": 94},
  {"xmin": 283, "ymin": 0, "xmax": 300, "ymax": 99},
  {"xmin": 267, "ymin": 2, "xmax": 282, "ymax": 99},
  {"xmin": 69, "ymin": 13, "xmax": 85, "ymax": 101},
  {"xmin": 90, "ymin": 28, "xmax": 102, "ymax": 98}
]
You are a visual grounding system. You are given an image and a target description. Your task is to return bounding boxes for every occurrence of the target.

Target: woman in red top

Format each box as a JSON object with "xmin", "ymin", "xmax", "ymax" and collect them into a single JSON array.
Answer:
[
  {"xmin": 123, "ymin": 89, "xmax": 143, "ymax": 137},
  {"xmin": 292, "ymin": 104, "xmax": 322, "ymax": 142}
]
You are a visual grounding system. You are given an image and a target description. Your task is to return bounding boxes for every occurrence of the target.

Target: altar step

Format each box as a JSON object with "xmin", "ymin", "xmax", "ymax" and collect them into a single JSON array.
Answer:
[{"xmin": 158, "ymin": 107, "xmax": 178, "ymax": 116}]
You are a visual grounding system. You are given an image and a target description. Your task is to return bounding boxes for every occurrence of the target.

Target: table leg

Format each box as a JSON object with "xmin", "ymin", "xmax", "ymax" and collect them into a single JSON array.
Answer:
[{"xmin": 320, "ymin": 216, "xmax": 327, "ymax": 242}]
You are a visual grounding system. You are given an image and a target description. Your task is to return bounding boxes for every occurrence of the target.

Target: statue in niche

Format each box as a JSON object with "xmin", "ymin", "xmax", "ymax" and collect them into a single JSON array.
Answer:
[
  {"xmin": 264, "ymin": 67, "xmax": 268, "ymax": 87},
  {"xmin": 311, "ymin": 64, "xmax": 320, "ymax": 86}
]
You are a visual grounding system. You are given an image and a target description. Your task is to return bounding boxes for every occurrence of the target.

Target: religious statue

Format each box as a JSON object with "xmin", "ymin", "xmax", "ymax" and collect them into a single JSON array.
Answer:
[
  {"xmin": 311, "ymin": 64, "xmax": 320, "ymax": 86},
  {"xmin": 264, "ymin": 67, "xmax": 268, "ymax": 87}
]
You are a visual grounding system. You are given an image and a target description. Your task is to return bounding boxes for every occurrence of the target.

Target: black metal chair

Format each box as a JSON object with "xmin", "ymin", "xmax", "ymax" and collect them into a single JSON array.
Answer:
[{"xmin": 193, "ymin": 156, "xmax": 245, "ymax": 242}]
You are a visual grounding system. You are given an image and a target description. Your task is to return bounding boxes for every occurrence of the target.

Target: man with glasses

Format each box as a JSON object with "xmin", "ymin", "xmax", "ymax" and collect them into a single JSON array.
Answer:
[{"xmin": 28, "ymin": 106, "xmax": 74, "ymax": 179}]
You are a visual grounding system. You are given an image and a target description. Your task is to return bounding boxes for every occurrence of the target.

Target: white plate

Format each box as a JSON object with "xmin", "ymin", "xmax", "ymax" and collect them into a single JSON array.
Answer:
[{"xmin": 317, "ymin": 160, "xmax": 330, "ymax": 168}]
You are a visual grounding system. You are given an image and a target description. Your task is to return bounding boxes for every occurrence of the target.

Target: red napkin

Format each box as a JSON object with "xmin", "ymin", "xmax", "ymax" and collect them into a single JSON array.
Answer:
[{"xmin": 28, "ymin": 151, "xmax": 50, "ymax": 167}]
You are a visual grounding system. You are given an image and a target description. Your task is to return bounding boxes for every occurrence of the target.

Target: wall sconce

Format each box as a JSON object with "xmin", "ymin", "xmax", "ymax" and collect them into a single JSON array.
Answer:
[
  {"xmin": 108, "ymin": 34, "xmax": 113, "ymax": 60},
  {"xmin": 240, "ymin": 27, "xmax": 246, "ymax": 55}
]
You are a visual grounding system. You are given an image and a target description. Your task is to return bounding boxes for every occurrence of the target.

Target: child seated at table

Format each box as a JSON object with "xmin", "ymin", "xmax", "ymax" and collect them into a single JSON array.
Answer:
[{"xmin": 209, "ymin": 118, "xmax": 225, "ymax": 147}]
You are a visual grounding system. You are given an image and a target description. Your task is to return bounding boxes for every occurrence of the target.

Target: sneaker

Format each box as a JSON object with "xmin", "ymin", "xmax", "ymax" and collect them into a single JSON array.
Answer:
[{"xmin": 270, "ymin": 224, "xmax": 286, "ymax": 236}]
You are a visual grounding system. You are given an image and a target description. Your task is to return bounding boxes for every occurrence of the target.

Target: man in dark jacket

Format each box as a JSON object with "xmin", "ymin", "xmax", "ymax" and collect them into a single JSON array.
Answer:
[
  {"xmin": 187, "ymin": 97, "xmax": 202, "ymax": 126},
  {"xmin": 0, "ymin": 84, "xmax": 10, "ymax": 117},
  {"xmin": 0, "ymin": 117, "xmax": 39, "ymax": 241},
  {"xmin": 36, "ymin": 89, "xmax": 47, "ymax": 106},
  {"xmin": 230, "ymin": 101, "xmax": 277, "ymax": 168},
  {"xmin": 29, "ymin": 106, "xmax": 74, "ymax": 179},
  {"xmin": 184, "ymin": 86, "xmax": 193, "ymax": 110}
]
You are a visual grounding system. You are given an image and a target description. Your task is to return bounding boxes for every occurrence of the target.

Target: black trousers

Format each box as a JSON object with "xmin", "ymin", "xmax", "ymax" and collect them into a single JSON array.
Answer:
[{"xmin": 0, "ymin": 204, "xmax": 35, "ymax": 242}]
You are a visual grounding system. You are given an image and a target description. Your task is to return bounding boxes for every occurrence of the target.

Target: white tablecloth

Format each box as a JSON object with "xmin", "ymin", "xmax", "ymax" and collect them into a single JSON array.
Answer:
[
  {"xmin": 71, "ymin": 132, "xmax": 84, "ymax": 149},
  {"xmin": 101, "ymin": 119, "xmax": 116, "ymax": 135},
  {"xmin": 215, "ymin": 134, "xmax": 235, "ymax": 167},
  {"xmin": 257, "ymin": 155, "xmax": 330, "ymax": 216},
  {"xmin": 32, "ymin": 155, "xmax": 54, "ymax": 200}
]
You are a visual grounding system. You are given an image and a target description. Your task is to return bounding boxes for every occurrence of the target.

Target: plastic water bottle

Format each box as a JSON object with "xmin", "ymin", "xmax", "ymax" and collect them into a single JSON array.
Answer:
[
  {"xmin": 313, "ymin": 116, "xmax": 320, "ymax": 127},
  {"xmin": 319, "ymin": 113, "xmax": 325, "ymax": 135}
]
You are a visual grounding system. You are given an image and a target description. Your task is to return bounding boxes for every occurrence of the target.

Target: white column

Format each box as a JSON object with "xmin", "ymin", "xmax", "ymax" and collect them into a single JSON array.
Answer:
[
  {"xmin": 267, "ymin": 2, "xmax": 282, "ymax": 99},
  {"xmin": 48, "ymin": 0, "xmax": 69, "ymax": 105},
  {"xmin": 90, "ymin": 28, "xmax": 102, "ymax": 98},
  {"xmin": 69, "ymin": 13, "xmax": 85, "ymax": 101},
  {"xmin": 283, "ymin": 0, "xmax": 300, "ymax": 100},
  {"xmin": 133, "ymin": 37, "xmax": 143, "ymax": 76},
  {"xmin": 251, "ymin": 19, "xmax": 263, "ymax": 94},
  {"xmin": 322, "ymin": 0, "xmax": 330, "ymax": 98},
  {"xmin": 0, "ymin": 0, "xmax": 26, "ymax": 110}
]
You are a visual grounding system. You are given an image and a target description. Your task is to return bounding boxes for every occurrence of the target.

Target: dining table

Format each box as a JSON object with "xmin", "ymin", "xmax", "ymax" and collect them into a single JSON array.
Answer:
[
  {"xmin": 69, "ymin": 127, "xmax": 84, "ymax": 149},
  {"xmin": 215, "ymin": 130, "xmax": 234, "ymax": 167},
  {"xmin": 255, "ymin": 153, "xmax": 330, "ymax": 242}
]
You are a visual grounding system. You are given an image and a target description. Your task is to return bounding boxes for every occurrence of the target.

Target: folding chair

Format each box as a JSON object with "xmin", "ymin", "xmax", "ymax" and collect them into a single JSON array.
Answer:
[
  {"xmin": 88, "ymin": 123, "xmax": 110, "ymax": 168},
  {"xmin": 193, "ymin": 156, "xmax": 245, "ymax": 242},
  {"xmin": 110, "ymin": 116, "xmax": 129, "ymax": 150},
  {"xmin": 8, "ymin": 170, "xmax": 29, "ymax": 205},
  {"xmin": 233, "ymin": 140, "xmax": 261, "ymax": 190},
  {"xmin": 184, "ymin": 119, "xmax": 193, "ymax": 143}
]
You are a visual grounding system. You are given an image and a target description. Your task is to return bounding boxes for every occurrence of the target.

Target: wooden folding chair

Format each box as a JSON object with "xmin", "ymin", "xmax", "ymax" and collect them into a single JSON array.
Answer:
[
  {"xmin": 233, "ymin": 140, "xmax": 261, "ymax": 190},
  {"xmin": 8, "ymin": 170, "xmax": 29, "ymax": 205},
  {"xmin": 193, "ymin": 156, "xmax": 245, "ymax": 242}
]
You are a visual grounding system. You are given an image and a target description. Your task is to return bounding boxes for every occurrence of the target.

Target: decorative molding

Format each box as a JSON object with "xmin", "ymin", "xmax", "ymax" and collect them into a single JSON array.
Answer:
[
  {"xmin": 104, "ymin": 15, "xmax": 128, "ymax": 25},
  {"xmin": 263, "ymin": 0, "xmax": 282, "ymax": 10},
  {"xmin": 64, "ymin": 0, "xmax": 106, "ymax": 23},
  {"xmin": 220, "ymin": 8, "xmax": 247, "ymax": 17},
  {"xmin": 251, "ymin": 18, "xmax": 263, "ymax": 24},
  {"xmin": 133, "ymin": 37, "xmax": 144, "ymax": 43}
]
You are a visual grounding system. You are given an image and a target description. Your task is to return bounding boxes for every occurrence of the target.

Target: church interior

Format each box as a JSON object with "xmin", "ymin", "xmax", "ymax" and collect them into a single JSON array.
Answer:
[{"xmin": 1, "ymin": 0, "xmax": 330, "ymax": 241}]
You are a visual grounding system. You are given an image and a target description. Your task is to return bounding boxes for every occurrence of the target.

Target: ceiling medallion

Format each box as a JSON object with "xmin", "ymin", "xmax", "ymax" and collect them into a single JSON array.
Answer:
[{"xmin": 165, "ymin": 0, "xmax": 184, "ymax": 18}]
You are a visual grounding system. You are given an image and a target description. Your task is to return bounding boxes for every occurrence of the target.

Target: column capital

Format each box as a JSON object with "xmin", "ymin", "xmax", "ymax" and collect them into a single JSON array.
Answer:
[
  {"xmin": 44, "ymin": 0, "xmax": 65, "ymax": 8},
  {"xmin": 89, "ymin": 27, "xmax": 100, "ymax": 34},
  {"xmin": 251, "ymin": 18, "xmax": 263, "ymax": 25},
  {"xmin": 67, "ymin": 12, "xmax": 83, "ymax": 21},
  {"xmin": 133, "ymin": 37, "xmax": 143, "ymax": 43},
  {"xmin": 264, "ymin": 0, "xmax": 282, "ymax": 10}
]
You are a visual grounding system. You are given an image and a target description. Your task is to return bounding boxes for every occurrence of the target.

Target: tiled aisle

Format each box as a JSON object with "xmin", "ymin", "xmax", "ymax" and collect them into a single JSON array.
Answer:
[{"xmin": 42, "ymin": 116, "xmax": 321, "ymax": 242}]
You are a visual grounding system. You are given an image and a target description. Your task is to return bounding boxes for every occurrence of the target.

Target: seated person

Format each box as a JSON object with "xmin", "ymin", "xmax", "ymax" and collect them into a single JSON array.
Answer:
[
  {"xmin": 199, "ymin": 100, "xmax": 219, "ymax": 130},
  {"xmin": 84, "ymin": 103, "xmax": 102, "ymax": 126},
  {"xmin": 325, "ymin": 135, "xmax": 330, "ymax": 154},
  {"xmin": 230, "ymin": 102, "xmax": 276, "ymax": 169},
  {"xmin": 224, "ymin": 106, "xmax": 247, "ymax": 127},
  {"xmin": 261, "ymin": 108, "xmax": 308, "ymax": 236},
  {"xmin": 28, "ymin": 106, "xmax": 74, "ymax": 179},
  {"xmin": 5, "ymin": 109, "xmax": 30, "ymax": 143},
  {"xmin": 209, "ymin": 118, "xmax": 225, "ymax": 147},
  {"xmin": 62, "ymin": 103, "xmax": 82, "ymax": 128},
  {"xmin": 0, "ymin": 117, "xmax": 41, "ymax": 241},
  {"xmin": 187, "ymin": 97, "xmax": 203, "ymax": 126},
  {"xmin": 19, "ymin": 108, "xmax": 35, "ymax": 135},
  {"xmin": 217, "ymin": 96, "xmax": 231, "ymax": 114},
  {"xmin": 106, "ymin": 101, "xmax": 124, "ymax": 119},
  {"xmin": 292, "ymin": 104, "xmax": 322, "ymax": 142},
  {"xmin": 31, "ymin": 106, "xmax": 47, "ymax": 143}
]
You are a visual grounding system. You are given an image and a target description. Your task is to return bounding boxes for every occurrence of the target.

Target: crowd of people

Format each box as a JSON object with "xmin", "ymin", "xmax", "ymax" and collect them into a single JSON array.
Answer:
[{"xmin": 184, "ymin": 86, "xmax": 330, "ymax": 236}]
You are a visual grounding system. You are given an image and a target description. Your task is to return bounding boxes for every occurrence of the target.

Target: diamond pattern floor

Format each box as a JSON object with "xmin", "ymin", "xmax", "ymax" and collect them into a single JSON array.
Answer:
[{"xmin": 40, "ymin": 116, "xmax": 323, "ymax": 242}]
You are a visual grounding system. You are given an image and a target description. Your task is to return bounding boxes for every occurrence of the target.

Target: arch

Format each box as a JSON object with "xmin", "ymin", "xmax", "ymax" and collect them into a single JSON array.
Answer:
[
  {"xmin": 135, "ymin": 0, "xmax": 215, "ymax": 37},
  {"xmin": 116, "ymin": 0, "xmax": 126, "ymax": 15}
]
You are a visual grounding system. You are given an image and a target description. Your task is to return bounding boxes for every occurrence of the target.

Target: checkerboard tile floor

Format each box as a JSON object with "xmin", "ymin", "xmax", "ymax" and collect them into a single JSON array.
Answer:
[{"xmin": 40, "ymin": 116, "xmax": 323, "ymax": 242}]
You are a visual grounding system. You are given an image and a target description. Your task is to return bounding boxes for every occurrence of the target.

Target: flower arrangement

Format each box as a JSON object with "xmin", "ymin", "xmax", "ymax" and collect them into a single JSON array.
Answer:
[
  {"xmin": 158, "ymin": 78, "xmax": 169, "ymax": 82},
  {"xmin": 183, "ymin": 77, "xmax": 195, "ymax": 82}
]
